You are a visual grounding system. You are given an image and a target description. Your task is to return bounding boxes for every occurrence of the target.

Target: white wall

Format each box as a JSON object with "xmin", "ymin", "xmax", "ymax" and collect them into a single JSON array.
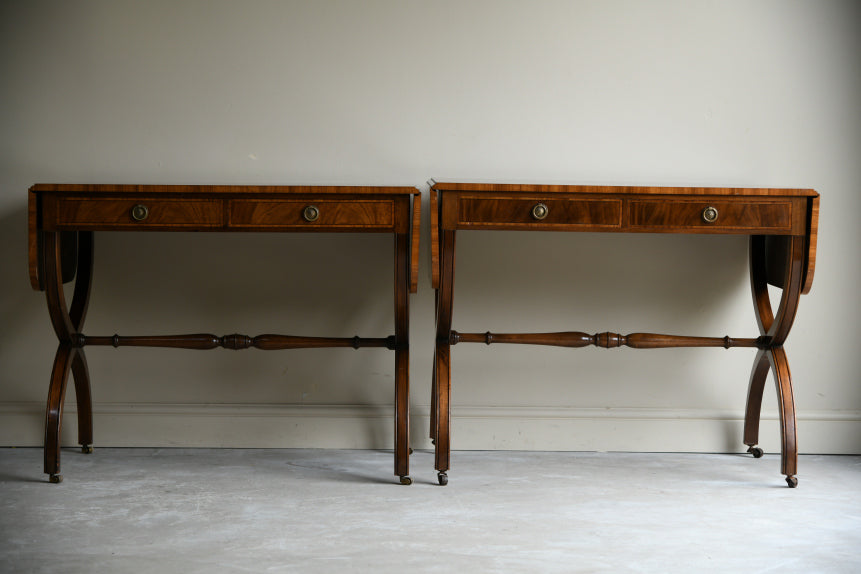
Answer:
[{"xmin": 2, "ymin": 0, "xmax": 859, "ymax": 454}]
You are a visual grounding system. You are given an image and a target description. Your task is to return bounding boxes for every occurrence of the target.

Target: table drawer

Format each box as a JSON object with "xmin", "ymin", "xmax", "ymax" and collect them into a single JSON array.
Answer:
[
  {"xmin": 458, "ymin": 196, "xmax": 622, "ymax": 229},
  {"xmin": 54, "ymin": 198, "xmax": 223, "ymax": 229},
  {"xmin": 629, "ymin": 199, "xmax": 794, "ymax": 233},
  {"xmin": 229, "ymin": 199, "xmax": 394, "ymax": 230}
]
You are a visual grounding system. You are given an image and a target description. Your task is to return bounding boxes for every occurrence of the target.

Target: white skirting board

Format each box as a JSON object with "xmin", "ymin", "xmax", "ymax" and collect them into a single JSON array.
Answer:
[{"xmin": 1, "ymin": 402, "xmax": 859, "ymax": 454}]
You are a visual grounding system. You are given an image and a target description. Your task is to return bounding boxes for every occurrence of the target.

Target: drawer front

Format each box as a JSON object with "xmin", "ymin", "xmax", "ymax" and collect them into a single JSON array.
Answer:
[
  {"xmin": 229, "ymin": 199, "xmax": 394, "ymax": 230},
  {"xmin": 54, "ymin": 198, "xmax": 223, "ymax": 229},
  {"xmin": 629, "ymin": 199, "xmax": 793, "ymax": 233},
  {"xmin": 458, "ymin": 196, "xmax": 622, "ymax": 229}
]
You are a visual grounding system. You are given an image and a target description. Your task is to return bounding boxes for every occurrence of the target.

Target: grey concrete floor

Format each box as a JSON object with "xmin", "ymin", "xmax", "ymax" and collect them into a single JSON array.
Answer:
[{"xmin": 1, "ymin": 448, "xmax": 859, "ymax": 573}]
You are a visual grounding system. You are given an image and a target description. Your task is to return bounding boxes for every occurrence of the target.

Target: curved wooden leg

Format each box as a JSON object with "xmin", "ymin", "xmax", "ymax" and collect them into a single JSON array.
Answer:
[
  {"xmin": 42, "ymin": 231, "xmax": 94, "ymax": 482},
  {"xmin": 769, "ymin": 347, "xmax": 798, "ymax": 487},
  {"xmin": 69, "ymin": 232, "xmax": 93, "ymax": 331},
  {"xmin": 745, "ymin": 236, "xmax": 773, "ymax": 456},
  {"xmin": 746, "ymin": 235, "xmax": 804, "ymax": 486},
  {"xmin": 434, "ymin": 343, "xmax": 451, "ymax": 485},
  {"xmin": 44, "ymin": 345, "xmax": 74, "ymax": 482},
  {"xmin": 71, "ymin": 232, "xmax": 94, "ymax": 453},
  {"xmin": 743, "ymin": 349, "xmax": 770, "ymax": 456},
  {"xmin": 71, "ymin": 350, "xmax": 93, "ymax": 453},
  {"xmin": 749, "ymin": 236, "xmax": 774, "ymax": 335}
]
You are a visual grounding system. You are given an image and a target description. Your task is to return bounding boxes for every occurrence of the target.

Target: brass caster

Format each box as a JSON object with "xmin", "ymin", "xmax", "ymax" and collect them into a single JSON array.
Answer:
[
  {"xmin": 49, "ymin": 474, "xmax": 63, "ymax": 484},
  {"xmin": 408, "ymin": 448, "xmax": 414, "ymax": 455},
  {"xmin": 81, "ymin": 445, "xmax": 94, "ymax": 454},
  {"xmin": 786, "ymin": 476, "xmax": 798, "ymax": 488},
  {"xmin": 437, "ymin": 472, "xmax": 448, "ymax": 486},
  {"xmin": 747, "ymin": 446, "xmax": 763, "ymax": 459},
  {"xmin": 399, "ymin": 475, "xmax": 412, "ymax": 486}
]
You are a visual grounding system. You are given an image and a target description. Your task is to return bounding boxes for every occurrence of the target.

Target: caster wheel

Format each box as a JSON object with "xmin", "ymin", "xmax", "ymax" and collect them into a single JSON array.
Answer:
[
  {"xmin": 437, "ymin": 472, "xmax": 448, "ymax": 486},
  {"xmin": 786, "ymin": 476, "xmax": 798, "ymax": 488},
  {"xmin": 81, "ymin": 445, "xmax": 94, "ymax": 454},
  {"xmin": 49, "ymin": 474, "xmax": 63, "ymax": 484},
  {"xmin": 399, "ymin": 475, "xmax": 412, "ymax": 486},
  {"xmin": 747, "ymin": 446, "xmax": 763, "ymax": 459},
  {"xmin": 408, "ymin": 448, "xmax": 414, "ymax": 455}
]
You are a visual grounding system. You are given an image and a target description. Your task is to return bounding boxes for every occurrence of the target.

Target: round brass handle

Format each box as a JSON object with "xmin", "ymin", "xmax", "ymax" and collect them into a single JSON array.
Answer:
[
  {"xmin": 302, "ymin": 205, "xmax": 320, "ymax": 222},
  {"xmin": 702, "ymin": 206, "xmax": 719, "ymax": 223},
  {"xmin": 131, "ymin": 204, "xmax": 149, "ymax": 221},
  {"xmin": 531, "ymin": 203, "xmax": 549, "ymax": 220}
]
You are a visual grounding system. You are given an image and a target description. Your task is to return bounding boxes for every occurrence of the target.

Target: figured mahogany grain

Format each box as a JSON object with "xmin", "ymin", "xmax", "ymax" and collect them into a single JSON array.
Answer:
[
  {"xmin": 429, "ymin": 180, "xmax": 818, "ymax": 488},
  {"xmin": 429, "ymin": 181, "xmax": 817, "ymax": 197},
  {"xmin": 53, "ymin": 197, "xmax": 223, "ymax": 229},
  {"xmin": 459, "ymin": 197, "xmax": 622, "ymax": 228},
  {"xmin": 629, "ymin": 199, "xmax": 794, "ymax": 233},
  {"xmin": 801, "ymin": 195, "xmax": 819, "ymax": 294},
  {"xmin": 29, "ymin": 183, "xmax": 420, "ymax": 484},
  {"xmin": 229, "ymin": 199, "xmax": 394, "ymax": 229}
]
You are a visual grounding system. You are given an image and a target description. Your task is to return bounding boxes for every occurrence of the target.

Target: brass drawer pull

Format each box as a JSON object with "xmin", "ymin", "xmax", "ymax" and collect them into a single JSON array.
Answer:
[
  {"xmin": 302, "ymin": 205, "xmax": 320, "ymax": 222},
  {"xmin": 531, "ymin": 203, "xmax": 549, "ymax": 220},
  {"xmin": 702, "ymin": 206, "xmax": 719, "ymax": 223},
  {"xmin": 131, "ymin": 204, "xmax": 149, "ymax": 221}
]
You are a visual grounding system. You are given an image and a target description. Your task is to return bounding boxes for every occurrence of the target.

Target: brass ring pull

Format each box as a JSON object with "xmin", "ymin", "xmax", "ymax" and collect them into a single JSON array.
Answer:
[
  {"xmin": 702, "ymin": 206, "xmax": 719, "ymax": 223},
  {"xmin": 302, "ymin": 205, "xmax": 320, "ymax": 222},
  {"xmin": 531, "ymin": 203, "xmax": 549, "ymax": 220},
  {"xmin": 131, "ymin": 204, "xmax": 149, "ymax": 221}
]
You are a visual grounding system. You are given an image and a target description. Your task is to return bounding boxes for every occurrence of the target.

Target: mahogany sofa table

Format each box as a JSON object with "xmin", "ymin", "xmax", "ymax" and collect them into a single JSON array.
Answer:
[
  {"xmin": 28, "ymin": 184, "xmax": 421, "ymax": 485},
  {"xmin": 429, "ymin": 180, "xmax": 819, "ymax": 487}
]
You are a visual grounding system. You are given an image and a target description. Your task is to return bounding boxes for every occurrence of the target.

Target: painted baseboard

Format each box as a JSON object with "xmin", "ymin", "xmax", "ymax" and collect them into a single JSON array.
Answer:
[{"xmin": 1, "ymin": 402, "xmax": 859, "ymax": 453}]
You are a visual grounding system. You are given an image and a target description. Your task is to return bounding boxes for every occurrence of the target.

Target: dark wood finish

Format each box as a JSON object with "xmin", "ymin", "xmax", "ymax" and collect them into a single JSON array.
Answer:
[
  {"xmin": 79, "ymin": 334, "xmax": 396, "ymax": 350},
  {"xmin": 410, "ymin": 194, "xmax": 421, "ymax": 294},
  {"xmin": 629, "ymin": 199, "xmax": 794, "ymax": 233},
  {"xmin": 433, "ymin": 230, "xmax": 456, "ymax": 481},
  {"xmin": 54, "ymin": 197, "xmax": 223, "ymax": 229},
  {"xmin": 394, "ymin": 233, "xmax": 411, "ymax": 480},
  {"xmin": 743, "ymin": 234, "xmax": 806, "ymax": 486},
  {"xmin": 429, "ymin": 180, "xmax": 819, "ymax": 488},
  {"xmin": 31, "ymin": 184, "xmax": 418, "ymax": 195},
  {"xmin": 29, "ymin": 184, "xmax": 420, "ymax": 484},
  {"xmin": 229, "ymin": 199, "xmax": 394, "ymax": 229},
  {"xmin": 801, "ymin": 195, "xmax": 819, "ymax": 294},
  {"xmin": 449, "ymin": 331, "xmax": 763, "ymax": 349},
  {"xmin": 427, "ymin": 182, "xmax": 816, "ymax": 196},
  {"xmin": 430, "ymin": 188, "xmax": 440, "ymax": 290},
  {"xmin": 458, "ymin": 196, "xmax": 622, "ymax": 228},
  {"xmin": 444, "ymin": 192, "xmax": 807, "ymax": 235}
]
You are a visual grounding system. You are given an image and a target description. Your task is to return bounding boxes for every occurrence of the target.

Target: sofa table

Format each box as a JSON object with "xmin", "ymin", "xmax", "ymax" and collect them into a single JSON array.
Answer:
[
  {"xmin": 429, "ymin": 180, "xmax": 819, "ymax": 487},
  {"xmin": 29, "ymin": 184, "xmax": 420, "ymax": 484}
]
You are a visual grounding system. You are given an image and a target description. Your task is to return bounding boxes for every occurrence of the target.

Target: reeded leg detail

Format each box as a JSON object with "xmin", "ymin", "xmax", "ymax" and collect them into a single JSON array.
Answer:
[{"xmin": 769, "ymin": 347, "xmax": 798, "ymax": 485}]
